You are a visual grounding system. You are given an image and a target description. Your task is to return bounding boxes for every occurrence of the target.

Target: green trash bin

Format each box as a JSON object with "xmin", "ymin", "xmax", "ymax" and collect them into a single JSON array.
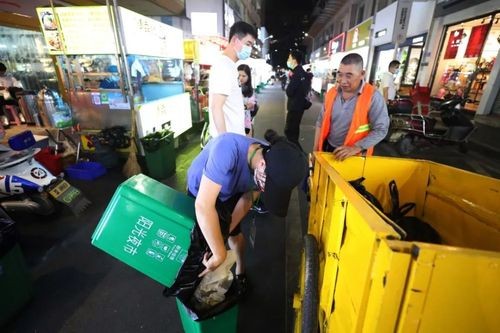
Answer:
[
  {"xmin": 176, "ymin": 299, "xmax": 238, "ymax": 333},
  {"xmin": 91, "ymin": 174, "xmax": 196, "ymax": 287},
  {"xmin": 140, "ymin": 128, "xmax": 176, "ymax": 180},
  {"xmin": 0, "ymin": 217, "xmax": 32, "ymax": 326}
]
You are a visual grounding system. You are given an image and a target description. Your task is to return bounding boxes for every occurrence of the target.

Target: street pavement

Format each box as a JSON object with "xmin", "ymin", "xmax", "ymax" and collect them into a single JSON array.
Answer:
[{"xmin": 3, "ymin": 82, "xmax": 500, "ymax": 333}]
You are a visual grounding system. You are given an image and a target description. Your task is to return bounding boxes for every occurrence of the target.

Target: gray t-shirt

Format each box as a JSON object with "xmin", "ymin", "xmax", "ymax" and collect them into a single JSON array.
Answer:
[{"xmin": 315, "ymin": 82, "xmax": 389, "ymax": 150}]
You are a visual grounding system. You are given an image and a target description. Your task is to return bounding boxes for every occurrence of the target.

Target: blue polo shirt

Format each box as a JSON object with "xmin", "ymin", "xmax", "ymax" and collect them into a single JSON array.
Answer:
[{"xmin": 187, "ymin": 133, "xmax": 264, "ymax": 202}]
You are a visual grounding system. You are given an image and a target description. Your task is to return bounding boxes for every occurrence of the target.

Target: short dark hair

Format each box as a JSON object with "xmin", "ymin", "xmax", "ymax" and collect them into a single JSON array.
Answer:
[
  {"xmin": 389, "ymin": 60, "xmax": 401, "ymax": 69},
  {"xmin": 0, "ymin": 63, "xmax": 6, "ymax": 72},
  {"xmin": 229, "ymin": 21, "xmax": 257, "ymax": 41},
  {"xmin": 289, "ymin": 50, "xmax": 303, "ymax": 65},
  {"xmin": 340, "ymin": 53, "xmax": 364, "ymax": 70}
]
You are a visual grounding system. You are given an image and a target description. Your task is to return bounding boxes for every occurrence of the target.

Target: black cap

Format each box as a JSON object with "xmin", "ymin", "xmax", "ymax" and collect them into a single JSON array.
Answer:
[{"xmin": 262, "ymin": 138, "xmax": 308, "ymax": 217}]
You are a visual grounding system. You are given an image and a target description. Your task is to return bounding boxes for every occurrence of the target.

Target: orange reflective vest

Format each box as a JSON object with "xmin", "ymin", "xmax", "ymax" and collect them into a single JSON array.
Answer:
[{"xmin": 317, "ymin": 83, "xmax": 375, "ymax": 155}]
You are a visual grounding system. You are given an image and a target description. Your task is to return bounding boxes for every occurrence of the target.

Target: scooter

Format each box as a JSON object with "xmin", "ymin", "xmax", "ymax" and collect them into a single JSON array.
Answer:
[
  {"xmin": 0, "ymin": 130, "xmax": 90, "ymax": 216},
  {"xmin": 386, "ymin": 96, "xmax": 476, "ymax": 155}
]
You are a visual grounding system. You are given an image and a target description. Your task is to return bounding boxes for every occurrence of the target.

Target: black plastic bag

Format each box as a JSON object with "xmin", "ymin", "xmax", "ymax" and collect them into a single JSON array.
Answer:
[
  {"xmin": 388, "ymin": 180, "xmax": 441, "ymax": 244},
  {"xmin": 163, "ymin": 196, "xmax": 242, "ymax": 321}
]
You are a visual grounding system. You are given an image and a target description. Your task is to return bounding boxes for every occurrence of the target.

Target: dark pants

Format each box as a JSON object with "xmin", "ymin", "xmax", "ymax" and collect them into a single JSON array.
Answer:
[{"xmin": 284, "ymin": 108, "xmax": 305, "ymax": 150}]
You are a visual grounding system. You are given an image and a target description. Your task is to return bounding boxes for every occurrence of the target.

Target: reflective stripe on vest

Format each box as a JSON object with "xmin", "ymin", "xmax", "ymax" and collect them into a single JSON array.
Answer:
[{"xmin": 317, "ymin": 83, "xmax": 375, "ymax": 156}]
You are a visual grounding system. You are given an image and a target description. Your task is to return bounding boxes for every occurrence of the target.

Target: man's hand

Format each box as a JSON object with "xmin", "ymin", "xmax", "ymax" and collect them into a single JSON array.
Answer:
[
  {"xmin": 333, "ymin": 145, "xmax": 362, "ymax": 161},
  {"xmin": 199, "ymin": 250, "xmax": 227, "ymax": 277}
]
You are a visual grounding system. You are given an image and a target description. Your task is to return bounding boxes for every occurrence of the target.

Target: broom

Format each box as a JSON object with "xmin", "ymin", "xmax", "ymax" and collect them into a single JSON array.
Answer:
[{"xmin": 123, "ymin": 105, "xmax": 141, "ymax": 178}]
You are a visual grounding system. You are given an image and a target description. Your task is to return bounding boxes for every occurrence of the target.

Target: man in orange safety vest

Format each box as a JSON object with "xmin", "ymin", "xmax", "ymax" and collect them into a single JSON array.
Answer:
[{"xmin": 313, "ymin": 53, "xmax": 389, "ymax": 160}]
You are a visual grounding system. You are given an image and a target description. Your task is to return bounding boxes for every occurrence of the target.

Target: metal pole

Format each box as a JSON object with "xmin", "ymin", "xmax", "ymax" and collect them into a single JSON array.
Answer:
[{"xmin": 105, "ymin": 0, "xmax": 127, "ymax": 100}]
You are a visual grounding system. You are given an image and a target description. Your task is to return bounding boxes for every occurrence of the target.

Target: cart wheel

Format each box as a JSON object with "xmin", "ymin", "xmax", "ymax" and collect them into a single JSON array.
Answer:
[
  {"xmin": 458, "ymin": 142, "xmax": 468, "ymax": 153},
  {"xmin": 302, "ymin": 234, "xmax": 319, "ymax": 333},
  {"xmin": 398, "ymin": 136, "xmax": 415, "ymax": 155}
]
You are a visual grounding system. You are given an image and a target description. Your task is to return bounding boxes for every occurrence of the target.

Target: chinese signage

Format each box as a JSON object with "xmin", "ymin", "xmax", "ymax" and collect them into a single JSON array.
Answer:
[
  {"xmin": 393, "ymin": 0, "xmax": 412, "ymax": 45},
  {"xmin": 120, "ymin": 7, "xmax": 184, "ymax": 59},
  {"xmin": 37, "ymin": 6, "xmax": 115, "ymax": 55},
  {"xmin": 36, "ymin": 6, "xmax": 183, "ymax": 58},
  {"xmin": 328, "ymin": 33, "xmax": 345, "ymax": 56},
  {"xmin": 444, "ymin": 29, "xmax": 463, "ymax": 59},
  {"xmin": 346, "ymin": 18, "xmax": 372, "ymax": 51}
]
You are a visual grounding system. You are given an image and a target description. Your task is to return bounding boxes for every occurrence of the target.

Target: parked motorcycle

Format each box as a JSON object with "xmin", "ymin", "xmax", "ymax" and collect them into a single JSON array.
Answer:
[
  {"xmin": 386, "ymin": 96, "xmax": 476, "ymax": 155},
  {"xmin": 0, "ymin": 131, "xmax": 90, "ymax": 216}
]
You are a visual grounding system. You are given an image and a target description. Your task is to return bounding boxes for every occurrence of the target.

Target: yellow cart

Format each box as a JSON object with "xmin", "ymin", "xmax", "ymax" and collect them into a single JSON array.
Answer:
[{"xmin": 293, "ymin": 154, "xmax": 500, "ymax": 333}]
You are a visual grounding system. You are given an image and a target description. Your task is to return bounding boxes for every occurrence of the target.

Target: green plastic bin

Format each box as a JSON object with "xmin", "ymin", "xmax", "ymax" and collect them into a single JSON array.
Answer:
[
  {"xmin": 141, "ymin": 131, "xmax": 176, "ymax": 180},
  {"xmin": 0, "ymin": 218, "xmax": 32, "ymax": 326},
  {"xmin": 91, "ymin": 174, "xmax": 196, "ymax": 287},
  {"xmin": 176, "ymin": 299, "xmax": 238, "ymax": 333}
]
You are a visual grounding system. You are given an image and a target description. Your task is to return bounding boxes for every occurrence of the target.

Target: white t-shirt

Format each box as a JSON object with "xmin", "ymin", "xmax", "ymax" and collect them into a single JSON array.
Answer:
[
  {"xmin": 0, "ymin": 75, "xmax": 22, "ymax": 99},
  {"xmin": 379, "ymin": 71, "xmax": 396, "ymax": 100},
  {"xmin": 208, "ymin": 55, "xmax": 245, "ymax": 138}
]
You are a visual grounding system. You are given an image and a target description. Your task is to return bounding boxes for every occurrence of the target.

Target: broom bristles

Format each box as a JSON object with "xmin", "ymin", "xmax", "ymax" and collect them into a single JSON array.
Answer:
[{"xmin": 123, "ymin": 151, "xmax": 141, "ymax": 178}]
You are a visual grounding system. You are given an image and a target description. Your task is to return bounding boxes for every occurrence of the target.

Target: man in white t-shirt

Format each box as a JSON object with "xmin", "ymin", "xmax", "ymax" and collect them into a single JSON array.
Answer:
[
  {"xmin": 0, "ymin": 62, "xmax": 22, "ymax": 100},
  {"xmin": 379, "ymin": 60, "xmax": 400, "ymax": 102},
  {"xmin": 208, "ymin": 21, "xmax": 256, "ymax": 138}
]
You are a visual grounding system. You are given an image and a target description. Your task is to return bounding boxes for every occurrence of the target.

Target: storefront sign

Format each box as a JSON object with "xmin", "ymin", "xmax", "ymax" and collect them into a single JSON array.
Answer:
[
  {"xmin": 37, "ymin": 6, "xmax": 116, "ymax": 55},
  {"xmin": 120, "ymin": 7, "xmax": 184, "ymax": 59},
  {"xmin": 136, "ymin": 93, "xmax": 192, "ymax": 138},
  {"xmin": 393, "ymin": 0, "xmax": 412, "ymax": 45},
  {"xmin": 37, "ymin": 8, "xmax": 64, "ymax": 55},
  {"xmin": 328, "ymin": 33, "xmax": 345, "ymax": 56},
  {"xmin": 346, "ymin": 18, "xmax": 372, "ymax": 51},
  {"xmin": 444, "ymin": 29, "xmax": 463, "ymax": 59},
  {"xmin": 36, "ymin": 6, "xmax": 183, "ymax": 58},
  {"xmin": 465, "ymin": 24, "xmax": 489, "ymax": 58}
]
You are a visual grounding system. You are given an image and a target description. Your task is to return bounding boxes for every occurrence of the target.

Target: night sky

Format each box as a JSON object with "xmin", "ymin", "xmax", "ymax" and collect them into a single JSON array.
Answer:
[{"xmin": 264, "ymin": 0, "xmax": 316, "ymax": 68}]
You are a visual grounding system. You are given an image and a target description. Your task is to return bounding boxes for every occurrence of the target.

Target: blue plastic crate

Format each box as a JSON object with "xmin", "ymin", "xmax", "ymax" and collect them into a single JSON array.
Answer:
[
  {"xmin": 65, "ymin": 161, "xmax": 106, "ymax": 180},
  {"xmin": 8, "ymin": 131, "xmax": 36, "ymax": 151}
]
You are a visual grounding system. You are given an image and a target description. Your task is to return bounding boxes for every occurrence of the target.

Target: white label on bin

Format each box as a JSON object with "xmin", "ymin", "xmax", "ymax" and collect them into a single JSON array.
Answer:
[
  {"xmin": 176, "ymin": 250, "xmax": 188, "ymax": 263},
  {"xmin": 168, "ymin": 245, "xmax": 181, "ymax": 261},
  {"xmin": 156, "ymin": 229, "xmax": 176, "ymax": 243},
  {"xmin": 145, "ymin": 248, "xmax": 165, "ymax": 262},
  {"xmin": 123, "ymin": 216, "xmax": 154, "ymax": 256},
  {"xmin": 152, "ymin": 239, "xmax": 170, "ymax": 253}
]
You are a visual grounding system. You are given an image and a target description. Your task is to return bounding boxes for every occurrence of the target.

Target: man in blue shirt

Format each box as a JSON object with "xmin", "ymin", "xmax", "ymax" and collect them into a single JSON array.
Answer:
[{"xmin": 168, "ymin": 130, "xmax": 307, "ymax": 300}]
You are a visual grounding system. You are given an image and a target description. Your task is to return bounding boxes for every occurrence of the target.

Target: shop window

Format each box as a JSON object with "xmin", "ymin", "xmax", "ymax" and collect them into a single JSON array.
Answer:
[
  {"xmin": 0, "ymin": 26, "xmax": 58, "ymax": 92},
  {"xmin": 431, "ymin": 12, "xmax": 499, "ymax": 112}
]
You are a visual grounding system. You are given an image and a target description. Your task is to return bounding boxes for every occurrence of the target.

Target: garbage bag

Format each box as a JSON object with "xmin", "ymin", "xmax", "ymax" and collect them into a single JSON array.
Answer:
[
  {"xmin": 193, "ymin": 250, "xmax": 236, "ymax": 309},
  {"xmin": 163, "ymin": 195, "xmax": 242, "ymax": 321}
]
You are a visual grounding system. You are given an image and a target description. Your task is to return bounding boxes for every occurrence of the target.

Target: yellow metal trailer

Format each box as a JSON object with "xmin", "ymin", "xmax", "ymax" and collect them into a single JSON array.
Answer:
[{"xmin": 294, "ymin": 154, "xmax": 500, "ymax": 333}]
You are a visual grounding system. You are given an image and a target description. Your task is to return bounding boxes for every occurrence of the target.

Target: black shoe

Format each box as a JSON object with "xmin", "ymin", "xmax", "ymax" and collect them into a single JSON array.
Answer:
[{"xmin": 250, "ymin": 202, "xmax": 268, "ymax": 214}]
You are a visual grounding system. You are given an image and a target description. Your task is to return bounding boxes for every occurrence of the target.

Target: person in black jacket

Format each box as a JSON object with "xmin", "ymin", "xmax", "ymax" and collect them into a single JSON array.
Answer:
[{"xmin": 284, "ymin": 50, "xmax": 311, "ymax": 150}]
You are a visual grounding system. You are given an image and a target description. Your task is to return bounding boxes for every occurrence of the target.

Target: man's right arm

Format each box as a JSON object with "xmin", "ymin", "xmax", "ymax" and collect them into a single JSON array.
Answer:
[
  {"xmin": 195, "ymin": 174, "xmax": 226, "ymax": 277},
  {"xmin": 210, "ymin": 93, "xmax": 228, "ymax": 134}
]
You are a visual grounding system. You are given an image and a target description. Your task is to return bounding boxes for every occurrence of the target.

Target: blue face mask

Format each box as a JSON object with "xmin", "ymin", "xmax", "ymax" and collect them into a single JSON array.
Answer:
[{"xmin": 237, "ymin": 44, "xmax": 252, "ymax": 60}]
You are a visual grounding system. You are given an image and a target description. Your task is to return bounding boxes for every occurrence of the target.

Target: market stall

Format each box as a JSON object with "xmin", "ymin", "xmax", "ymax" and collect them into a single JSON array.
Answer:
[{"xmin": 36, "ymin": 5, "xmax": 191, "ymax": 137}]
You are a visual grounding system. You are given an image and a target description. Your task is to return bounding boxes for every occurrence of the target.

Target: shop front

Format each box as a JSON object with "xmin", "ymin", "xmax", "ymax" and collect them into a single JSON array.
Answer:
[
  {"xmin": 370, "ymin": 0, "xmax": 435, "ymax": 95},
  {"xmin": 429, "ymin": 11, "xmax": 499, "ymax": 112},
  {"xmin": 345, "ymin": 18, "xmax": 372, "ymax": 70},
  {"xmin": 36, "ymin": 5, "xmax": 191, "ymax": 138},
  {"xmin": 310, "ymin": 45, "xmax": 330, "ymax": 94},
  {"xmin": 326, "ymin": 32, "xmax": 346, "ymax": 91}
]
